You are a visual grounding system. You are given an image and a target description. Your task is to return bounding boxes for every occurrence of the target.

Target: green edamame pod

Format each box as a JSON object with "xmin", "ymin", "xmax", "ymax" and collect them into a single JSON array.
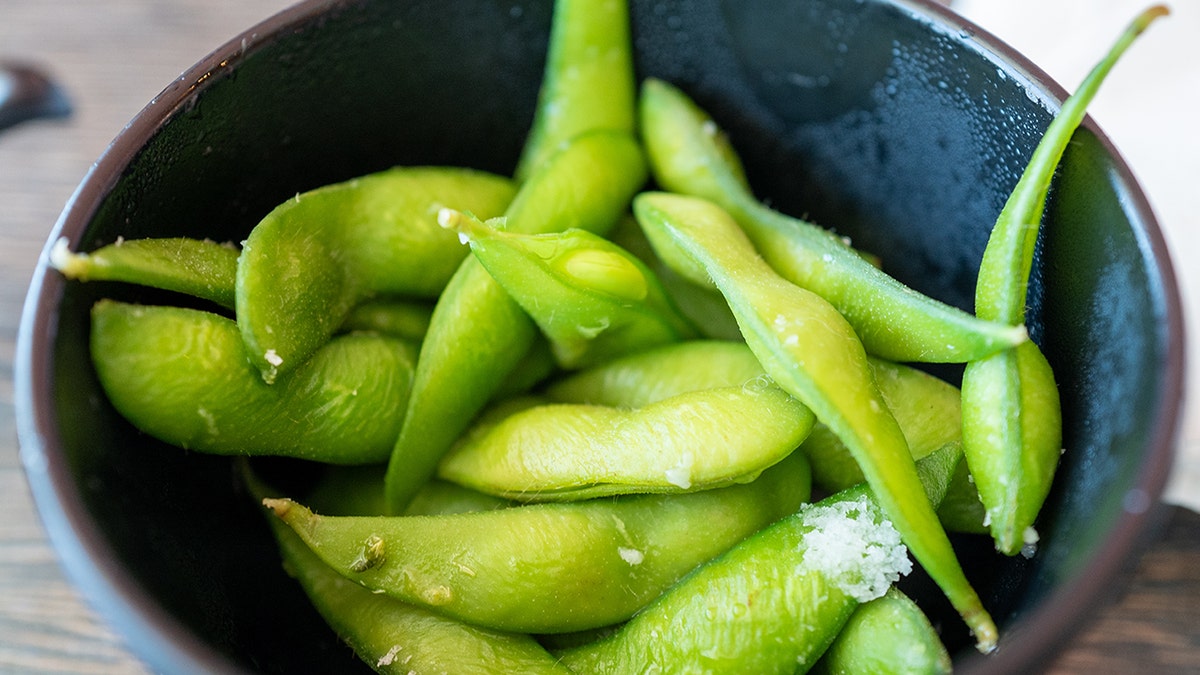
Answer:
[
  {"xmin": 803, "ymin": 357, "xmax": 963, "ymax": 493},
  {"xmin": 50, "ymin": 236, "xmax": 239, "ymax": 309},
  {"xmin": 544, "ymin": 340, "xmax": 766, "ymax": 408},
  {"xmin": 513, "ymin": 0, "xmax": 634, "ymax": 182},
  {"xmin": 436, "ymin": 379, "xmax": 814, "ymax": 500},
  {"xmin": 383, "ymin": 130, "xmax": 647, "ymax": 513},
  {"xmin": 638, "ymin": 78, "xmax": 1027, "ymax": 364},
  {"xmin": 269, "ymin": 451, "xmax": 811, "ymax": 634},
  {"xmin": 633, "ymin": 192, "xmax": 996, "ymax": 652},
  {"xmin": 439, "ymin": 210, "xmax": 695, "ymax": 368},
  {"xmin": 90, "ymin": 300, "xmax": 415, "ymax": 464},
  {"xmin": 242, "ymin": 467, "xmax": 569, "ymax": 675},
  {"xmin": 236, "ymin": 166, "xmax": 515, "ymax": 383},
  {"xmin": 964, "ymin": 6, "xmax": 1165, "ymax": 556},
  {"xmin": 810, "ymin": 587, "xmax": 952, "ymax": 675}
]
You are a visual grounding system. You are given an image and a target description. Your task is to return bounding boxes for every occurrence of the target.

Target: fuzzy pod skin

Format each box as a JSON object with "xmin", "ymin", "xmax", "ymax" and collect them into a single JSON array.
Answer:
[
  {"xmin": 268, "ymin": 451, "xmax": 811, "ymax": 634},
  {"xmin": 50, "ymin": 236, "xmax": 240, "ymax": 309},
  {"xmin": 633, "ymin": 192, "xmax": 996, "ymax": 652},
  {"xmin": 236, "ymin": 166, "xmax": 515, "ymax": 383},
  {"xmin": 90, "ymin": 300, "xmax": 416, "ymax": 464},
  {"xmin": 810, "ymin": 587, "xmax": 952, "ymax": 675},
  {"xmin": 383, "ymin": 131, "xmax": 647, "ymax": 513},
  {"xmin": 638, "ymin": 78, "xmax": 1026, "ymax": 365}
]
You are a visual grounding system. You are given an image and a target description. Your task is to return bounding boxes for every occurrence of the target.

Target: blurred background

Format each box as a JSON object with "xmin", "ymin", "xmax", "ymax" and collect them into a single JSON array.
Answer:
[{"xmin": 1, "ymin": 0, "xmax": 1194, "ymax": 672}]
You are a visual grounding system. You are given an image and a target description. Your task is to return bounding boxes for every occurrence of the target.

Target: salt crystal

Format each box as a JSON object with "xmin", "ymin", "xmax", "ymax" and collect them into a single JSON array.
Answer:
[{"xmin": 795, "ymin": 495, "xmax": 911, "ymax": 602}]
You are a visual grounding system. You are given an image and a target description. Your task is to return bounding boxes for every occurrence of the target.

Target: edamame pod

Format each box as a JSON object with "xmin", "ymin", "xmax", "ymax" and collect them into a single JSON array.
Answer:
[
  {"xmin": 339, "ymin": 298, "xmax": 434, "ymax": 343},
  {"xmin": 436, "ymin": 379, "xmax": 814, "ymax": 500},
  {"xmin": 91, "ymin": 300, "xmax": 416, "ymax": 464},
  {"xmin": 964, "ymin": 6, "xmax": 1165, "ymax": 555},
  {"xmin": 638, "ymin": 78, "xmax": 1027, "ymax": 364},
  {"xmin": 237, "ymin": 166, "xmax": 515, "ymax": 383},
  {"xmin": 301, "ymin": 465, "xmax": 512, "ymax": 518},
  {"xmin": 51, "ymin": 236, "xmax": 239, "ymax": 309},
  {"xmin": 268, "ymin": 451, "xmax": 811, "ymax": 634},
  {"xmin": 513, "ymin": 0, "xmax": 634, "ymax": 182},
  {"xmin": 383, "ymin": 131, "xmax": 647, "ymax": 512},
  {"xmin": 440, "ymin": 210, "xmax": 695, "ymax": 368},
  {"xmin": 243, "ymin": 470, "xmax": 569, "ymax": 675},
  {"xmin": 633, "ymin": 192, "xmax": 996, "ymax": 652},
  {"xmin": 810, "ymin": 587, "xmax": 952, "ymax": 675}
]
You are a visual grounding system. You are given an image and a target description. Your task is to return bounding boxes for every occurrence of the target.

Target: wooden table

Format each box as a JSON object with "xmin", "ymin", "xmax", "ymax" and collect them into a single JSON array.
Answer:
[{"xmin": 2, "ymin": 1, "xmax": 1197, "ymax": 672}]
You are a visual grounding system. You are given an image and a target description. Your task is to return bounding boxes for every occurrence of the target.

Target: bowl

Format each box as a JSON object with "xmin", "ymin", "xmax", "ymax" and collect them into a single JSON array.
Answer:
[{"xmin": 15, "ymin": 0, "xmax": 1185, "ymax": 672}]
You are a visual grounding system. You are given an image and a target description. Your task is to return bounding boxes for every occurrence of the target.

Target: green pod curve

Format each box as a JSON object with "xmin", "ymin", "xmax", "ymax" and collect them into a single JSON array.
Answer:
[
  {"xmin": 437, "ymin": 380, "xmax": 814, "ymax": 500},
  {"xmin": 962, "ymin": 340, "xmax": 1063, "ymax": 554},
  {"xmin": 513, "ymin": 0, "xmax": 634, "ymax": 182},
  {"xmin": 638, "ymin": 77, "xmax": 1027, "ymax": 364},
  {"xmin": 810, "ymin": 587, "xmax": 952, "ymax": 675},
  {"xmin": 236, "ymin": 166, "xmax": 515, "ymax": 383},
  {"xmin": 50, "ymin": 236, "xmax": 239, "ymax": 309},
  {"xmin": 383, "ymin": 130, "xmax": 647, "ymax": 513},
  {"xmin": 802, "ymin": 357, "xmax": 964, "ymax": 493},
  {"xmin": 90, "ymin": 300, "xmax": 416, "ymax": 464},
  {"xmin": 243, "ymin": 469, "xmax": 569, "ymax": 675},
  {"xmin": 633, "ymin": 192, "xmax": 996, "ymax": 652},
  {"xmin": 544, "ymin": 339, "xmax": 766, "ymax": 408},
  {"xmin": 268, "ymin": 451, "xmax": 811, "ymax": 634},
  {"xmin": 440, "ymin": 211, "xmax": 695, "ymax": 369},
  {"xmin": 964, "ymin": 7, "xmax": 1164, "ymax": 555}
]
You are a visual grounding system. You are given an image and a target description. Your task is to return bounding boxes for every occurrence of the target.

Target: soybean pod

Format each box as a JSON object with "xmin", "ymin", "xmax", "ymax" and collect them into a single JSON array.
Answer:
[
  {"xmin": 439, "ymin": 210, "xmax": 695, "ymax": 368},
  {"xmin": 50, "ymin": 236, "xmax": 239, "ymax": 309},
  {"xmin": 244, "ymin": 470, "xmax": 570, "ymax": 675},
  {"xmin": 269, "ymin": 450, "xmax": 812, "ymax": 634},
  {"xmin": 237, "ymin": 166, "xmax": 515, "ymax": 383},
  {"xmin": 90, "ymin": 301, "xmax": 416, "ymax": 464},
  {"xmin": 638, "ymin": 78, "xmax": 1026, "ymax": 364},
  {"xmin": 963, "ymin": 5, "xmax": 1166, "ymax": 555},
  {"xmin": 633, "ymin": 192, "xmax": 996, "ymax": 652}
]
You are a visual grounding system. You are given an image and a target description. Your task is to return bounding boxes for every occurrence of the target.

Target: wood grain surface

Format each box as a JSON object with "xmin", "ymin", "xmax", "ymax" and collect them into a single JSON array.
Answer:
[{"xmin": 1, "ymin": 1, "xmax": 1196, "ymax": 673}]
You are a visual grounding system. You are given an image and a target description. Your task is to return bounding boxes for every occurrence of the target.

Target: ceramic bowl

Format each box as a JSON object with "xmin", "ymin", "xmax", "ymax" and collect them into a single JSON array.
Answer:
[{"xmin": 16, "ymin": 0, "xmax": 1184, "ymax": 672}]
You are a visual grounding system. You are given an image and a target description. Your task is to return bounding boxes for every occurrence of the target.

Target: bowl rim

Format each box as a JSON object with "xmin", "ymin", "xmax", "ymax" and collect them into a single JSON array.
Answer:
[{"xmin": 14, "ymin": 0, "xmax": 1185, "ymax": 673}]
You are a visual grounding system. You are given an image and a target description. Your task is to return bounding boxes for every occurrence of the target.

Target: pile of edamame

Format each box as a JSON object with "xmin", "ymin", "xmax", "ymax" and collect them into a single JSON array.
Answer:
[{"xmin": 53, "ymin": 1, "xmax": 1167, "ymax": 672}]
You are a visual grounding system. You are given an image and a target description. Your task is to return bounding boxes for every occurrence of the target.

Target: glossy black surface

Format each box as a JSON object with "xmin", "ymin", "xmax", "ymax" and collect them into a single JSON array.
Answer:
[{"xmin": 16, "ymin": 0, "xmax": 1184, "ymax": 673}]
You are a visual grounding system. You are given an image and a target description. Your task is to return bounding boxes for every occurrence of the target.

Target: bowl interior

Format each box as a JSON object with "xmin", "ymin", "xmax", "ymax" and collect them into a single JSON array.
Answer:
[{"xmin": 19, "ymin": 0, "xmax": 1182, "ymax": 672}]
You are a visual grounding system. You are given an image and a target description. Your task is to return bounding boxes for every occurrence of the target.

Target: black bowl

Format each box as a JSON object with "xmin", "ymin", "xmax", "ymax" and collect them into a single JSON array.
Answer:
[{"xmin": 16, "ymin": 0, "xmax": 1185, "ymax": 672}]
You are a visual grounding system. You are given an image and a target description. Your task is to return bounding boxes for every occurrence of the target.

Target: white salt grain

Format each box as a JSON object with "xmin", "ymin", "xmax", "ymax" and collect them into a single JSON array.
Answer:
[{"xmin": 796, "ymin": 495, "xmax": 911, "ymax": 603}]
